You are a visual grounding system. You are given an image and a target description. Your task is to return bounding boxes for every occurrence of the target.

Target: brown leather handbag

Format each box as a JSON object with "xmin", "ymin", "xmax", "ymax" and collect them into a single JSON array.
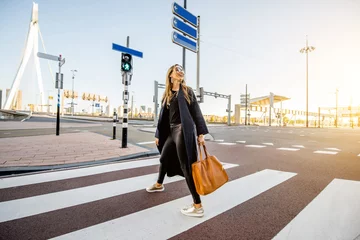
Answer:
[{"xmin": 192, "ymin": 143, "xmax": 229, "ymax": 195}]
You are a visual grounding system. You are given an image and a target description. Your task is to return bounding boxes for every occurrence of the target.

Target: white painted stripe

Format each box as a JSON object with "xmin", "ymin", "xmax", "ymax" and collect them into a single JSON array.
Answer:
[
  {"xmin": 300, "ymin": 135, "xmax": 305, "ymax": 137},
  {"xmin": 277, "ymin": 148, "xmax": 300, "ymax": 151},
  {"xmin": 314, "ymin": 151, "xmax": 338, "ymax": 155},
  {"xmin": 292, "ymin": 145, "xmax": 305, "ymax": 148},
  {"xmin": 52, "ymin": 169, "xmax": 297, "ymax": 240},
  {"xmin": 263, "ymin": 143, "xmax": 273, "ymax": 146},
  {"xmin": 3, "ymin": 132, "xmax": 10, "ymax": 134},
  {"xmin": 325, "ymin": 148, "xmax": 341, "ymax": 151},
  {"xmin": 137, "ymin": 141, "xmax": 154, "ymax": 145},
  {"xmin": 214, "ymin": 139, "xmax": 224, "ymax": 142},
  {"xmin": 236, "ymin": 141, "xmax": 246, "ymax": 144},
  {"xmin": 274, "ymin": 179, "xmax": 360, "ymax": 240},
  {"xmin": 245, "ymin": 145, "xmax": 266, "ymax": 148},
  {"xmin": 0, "ymin": 163, "xmax": 239, "ymax": 223},
  {"xmin": 358, "ymin": 154, "xmax": 360, "ymax": 157},
  {"xmin": 218, "ymin": 142, "xmax": 236, "ymax": 146},
  {"xmin": 0, "ymin": 158, "xmax": 160, "ymax": 189}
]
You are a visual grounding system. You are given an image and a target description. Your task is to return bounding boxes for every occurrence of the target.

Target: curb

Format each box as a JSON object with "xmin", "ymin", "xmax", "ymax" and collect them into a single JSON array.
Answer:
[{"xmin": 0, "ymin": 150, "xmax": 160, "ymax": 177}]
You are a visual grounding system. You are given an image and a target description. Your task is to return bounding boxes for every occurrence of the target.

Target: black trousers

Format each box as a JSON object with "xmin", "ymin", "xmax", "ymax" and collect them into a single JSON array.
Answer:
[{"xmin": 157, "ymin": 124, "xmax": 201, "ymax": 204}]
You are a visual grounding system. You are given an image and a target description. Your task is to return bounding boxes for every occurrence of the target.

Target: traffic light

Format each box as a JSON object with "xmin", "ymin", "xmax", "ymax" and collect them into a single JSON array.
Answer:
[
  {"xmin": 121, "ymin": 53, "xmax": 132, "ymax": 73},
  {"xmin": 199, "ymin": 87, "xmax": 204, "ymax": 103}
]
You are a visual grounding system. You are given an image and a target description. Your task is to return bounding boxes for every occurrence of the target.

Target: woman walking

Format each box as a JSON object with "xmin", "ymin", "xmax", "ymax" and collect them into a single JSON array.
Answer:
[{"xmin": 146, "ymin": 64, "xmax": 209, "ymax": 217}]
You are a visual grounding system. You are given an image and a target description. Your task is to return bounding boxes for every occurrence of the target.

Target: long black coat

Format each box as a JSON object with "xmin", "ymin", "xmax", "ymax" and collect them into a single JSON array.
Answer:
[{"xmin": 155, "ymin": 86, "xmax": 209, "ymax": 177}]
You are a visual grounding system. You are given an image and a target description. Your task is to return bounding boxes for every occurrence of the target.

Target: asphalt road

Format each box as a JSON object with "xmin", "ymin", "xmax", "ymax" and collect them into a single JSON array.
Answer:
[{"xmin": 1, "ymin": 117, "xmax": 360, "ymax": 239}]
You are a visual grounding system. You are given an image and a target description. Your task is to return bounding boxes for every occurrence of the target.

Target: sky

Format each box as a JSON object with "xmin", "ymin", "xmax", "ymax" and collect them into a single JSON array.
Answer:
[{"xmin": 0, "ymin": 0, "xmax": 360, "ymax": 116}]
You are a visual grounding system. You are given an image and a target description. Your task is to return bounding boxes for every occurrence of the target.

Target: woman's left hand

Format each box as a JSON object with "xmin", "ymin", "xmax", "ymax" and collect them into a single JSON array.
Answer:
[{"xmin": 197, "ymin": 134, "xmax": 205, "ymax": 145}]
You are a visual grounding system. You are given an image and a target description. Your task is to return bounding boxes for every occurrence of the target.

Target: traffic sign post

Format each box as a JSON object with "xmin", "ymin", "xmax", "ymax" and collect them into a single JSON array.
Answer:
[
  {"xmin": 112, "ymin": 37, "xmax": 143, "ymax": 148},
  {"xmin": 37, "ymin": 52, "xmax": 65, "ymax": 136},
  {"xmin": 171, "ymin": 2, "xmax": 202, "ymax": 103}
]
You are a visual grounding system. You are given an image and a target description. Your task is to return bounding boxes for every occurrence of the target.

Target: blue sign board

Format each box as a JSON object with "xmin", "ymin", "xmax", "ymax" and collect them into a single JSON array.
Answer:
[
  {"xmin": 172, "ymin": 2, "xmax": 198, "ymax": 27},
  {"xmin": 112, "ymin": 43, "xmax": 143, "ymax": 58},
  {"xmin": 172, "ymin": 17, "xmax": 197, "ymax": 39},
  {"xmin": 172, "ymin": 31, "xmax": 197, "ymax": 53},
  {"xmin": 95, "ymin": 103, "xmax": 100, "ymax": 108}
]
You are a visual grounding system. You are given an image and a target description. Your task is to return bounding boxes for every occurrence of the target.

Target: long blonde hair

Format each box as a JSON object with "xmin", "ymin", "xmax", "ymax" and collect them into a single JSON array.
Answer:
[{"xmin": 162, "ymin": 64, "xmax": 191, "ymax": 107}]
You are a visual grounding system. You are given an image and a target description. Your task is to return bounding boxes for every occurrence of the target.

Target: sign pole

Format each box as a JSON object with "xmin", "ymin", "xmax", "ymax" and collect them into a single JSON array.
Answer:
[
  {"xmin": 196, "ymin": 15, "xmax": 200, "ymax": 101},
  {"xmin": 182, "ymin": 0, "xmax": 187, "ymax": 71},
  {"xmin": 245, "ymin": 84, "xmax": 248, "ymax": 125},
  {"xmin": 56, "ymin": 55, "xmax": 61, "ymax": 136},
  {"xmin": 122, "ymin": 37, "xmax": 130, "ymax": 148}
]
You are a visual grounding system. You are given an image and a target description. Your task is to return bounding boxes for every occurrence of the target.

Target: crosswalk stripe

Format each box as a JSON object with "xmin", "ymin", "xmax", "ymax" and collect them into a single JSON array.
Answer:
[
  {"xmin": 236, "ymin": 141, "xmax": 246, "ymax": 144},
  {"xmin": 0, "ymin": 162, "xmax": 239, "ymax": 223},
  {"xmin": 0, "ymin": 158, "xmax": 160, "ymax": 189},
  {"xmin": 218, "ymin": 143, "xmax": 236, "ymax": 145},
  {"xmin": 292, "ymin": 145, "xmax": 305, "ymax": 148},
  {"xmin": 274, "ymin": 179, "xmax": 360, "ymax": 239},
  {"xmin": 137, "ymin": 141, "xmax": 155, "ymax": 145},
  {"xmin": 324, "ymin": 148, "xmax": 341, "ymax": 151},
  {"xmin": 314, "ymin": 151, "xmax": 338, "ymax": 155},
  {"xmin": 263, "ymin": 143, "xmax": 273, "ymax": 146},
  {"xmin": 277, "ymin": 148, "xmax": 300, "ymax": 151},
  {"xmin": 246, "ymin": 145, "xmax": 266, "ymax": 148},
  {"xmin": 51, "ymin": 169, "xmax": 297, "ymax": 240}
]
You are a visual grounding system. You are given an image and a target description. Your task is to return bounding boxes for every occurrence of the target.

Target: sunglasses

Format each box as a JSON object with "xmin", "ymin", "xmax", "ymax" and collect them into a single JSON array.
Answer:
[{"xmin": 174, "ymin": 65, "xmax": 184, "ymax": 75}]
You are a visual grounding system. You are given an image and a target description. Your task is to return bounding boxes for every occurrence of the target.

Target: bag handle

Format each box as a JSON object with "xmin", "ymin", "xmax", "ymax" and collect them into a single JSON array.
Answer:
[{"xmin": 198, "ymin": 142, "xmax": 209, "ymax": 161}]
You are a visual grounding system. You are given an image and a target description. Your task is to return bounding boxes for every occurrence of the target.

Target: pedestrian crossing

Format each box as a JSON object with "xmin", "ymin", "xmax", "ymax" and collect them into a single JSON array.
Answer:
[{"xmin": 0, "ymin": 157, "xmax": 359, "ymax": 239}]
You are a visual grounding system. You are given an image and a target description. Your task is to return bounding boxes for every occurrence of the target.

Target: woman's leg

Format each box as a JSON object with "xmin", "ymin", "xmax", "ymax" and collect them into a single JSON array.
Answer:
[
  {"xmin": 157, "ymin": 135, "xmax": 175, "ymax": 184},
  {"xmin": 172, "ymin": 125, "xmax": 201, "ymax": 205}
]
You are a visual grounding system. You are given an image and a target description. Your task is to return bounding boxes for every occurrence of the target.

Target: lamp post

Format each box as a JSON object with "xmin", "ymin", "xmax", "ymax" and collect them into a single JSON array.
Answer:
[
  {"xmin": 71, "ymin": 69, "xmax": 77, "ymax": 116},
  {"xmin": 300, "ymin": 35, "xmax": 315, "ymax": 128}
]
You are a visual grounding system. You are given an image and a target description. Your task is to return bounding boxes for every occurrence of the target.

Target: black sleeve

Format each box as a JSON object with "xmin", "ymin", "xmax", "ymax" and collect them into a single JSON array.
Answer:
[{"xmin": 188, "ymin": 88, "xmax": 209, "ymax": 136}]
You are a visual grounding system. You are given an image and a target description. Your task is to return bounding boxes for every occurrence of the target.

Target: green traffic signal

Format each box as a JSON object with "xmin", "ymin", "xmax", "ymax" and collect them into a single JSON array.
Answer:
[{"xmin": 122, "ymin": 62, "xmax": 131, "ymax": 71}]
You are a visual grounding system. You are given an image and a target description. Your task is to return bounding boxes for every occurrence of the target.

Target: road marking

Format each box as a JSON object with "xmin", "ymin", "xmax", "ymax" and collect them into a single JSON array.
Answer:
[
  {"xmin": 236, "ymin": 141, "xmax": 246, "ymax": 144},
  {"xmin": 3, "ymin": 132, "xmax": 10, "ymax": 135},
  {"xmin": 324, "ymin": 148, "xmax": 341, "ymax": 151},
  {"xmin": 214, "ymin": 139, "xmax": 224, "ymax": 142},
  {"xmin": 277, "ymin": 148, "xmax": 300, "ymax": 151},
  {"xmin": 218, "ymin": 142, "xmax": 236, "ymax": 145},
  {"xmin": 263, "ymin": 143, "xmax": 274, "ymax": 146},
  {"xmin": 274, "ymin": 179, "xmax": 360, "ymax": 240},
  {"xmin": 245, "ymin": 145, "xmax": 266, "ymax": 148},
  {"xmin": 357, "ymin": 154, "xmax": 360, "ymax": 157},
  {"xmin": 0, "ymin": 158, "xmax": 160, "ymax": 189},
  {"xmin": 52, "ymin": 169, "xmax": 297, "ymax": 240},
  {"xmin": 300, "ymin": 135, "xmax": 305, "ymax": 137},
  {"xmin": 292, "ymin": 145, "xmax": 305, "ymax": 148},
  {"xmin": 0, "ymin": 162, "xmax": 238, "ymax": 223},
  {"xmin": 137, "ymin": 141, "xmax": 154, "ymax": 145},
  {"xmin": 314, "ymin": 151, "xmax": 338, "ymax": 155}
]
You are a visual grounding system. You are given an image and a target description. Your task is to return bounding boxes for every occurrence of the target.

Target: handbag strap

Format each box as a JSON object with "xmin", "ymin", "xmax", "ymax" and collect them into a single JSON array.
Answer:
[{"xmin": 198, "ymin": 142, "xmax": 209, "ymax": 160}]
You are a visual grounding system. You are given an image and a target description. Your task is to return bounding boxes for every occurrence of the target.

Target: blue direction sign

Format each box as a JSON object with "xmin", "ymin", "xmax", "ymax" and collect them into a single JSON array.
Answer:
[
  {"xmin": 172, "ymin": 31, "xmax": 197, "ymax": 53},
  {"xmin": 172, "ymin": 17, "xmax": 197, "ymax": 39},
  {"xmin": 112, "ymin": 43, "xmax": 143, "ymax": 58},
  {"xmin": 172, "ymin": 2, "xmax": 198, "ymax": 27}
]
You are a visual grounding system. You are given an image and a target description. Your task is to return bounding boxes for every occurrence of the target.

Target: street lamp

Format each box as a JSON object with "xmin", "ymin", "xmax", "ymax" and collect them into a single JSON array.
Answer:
[
  {"xmin": 300, "ymin": 35, "xmax": 315, "ymax": 128},
  {"xmin": 71, "ymin": 69, "xmax": 77, "ymax": 116}
]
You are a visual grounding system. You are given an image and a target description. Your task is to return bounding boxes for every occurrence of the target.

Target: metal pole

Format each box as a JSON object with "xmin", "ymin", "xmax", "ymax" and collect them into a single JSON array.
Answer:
[
  {"xmin": 113, "ymin": 111, "xmax": 117, "ymax": 139},
  {"xmin": 154, "ymin": 80, "xmax": 159, "ymax": 126},
  {"xmin": 196, "ymin": 15, "xmax": 200, "ymax": 100},
  {"xmin": 245, "ymin": 84, "xmax": 248, "ymax": 125},
  {"xmin": 122, "ymin": 36, "xmax": 130, "ymax": 148},
  {"xmin": 227, "ymin": 95, "xmax": 231, "ymax": 126},
  {"xmin": 56, "ymin": 56, "xmax": 61, "ymax": 136},
  {"xmin": 318, "ymin": 107, "xmax": 320, "ymax": 128},
  {"xmin": 306, "ymin": 38, "xmax": 309, "ymax": 128},
  {"xmin": 335, "ymin": 88, "xmax": 338, "ymax": 128},
  {"xmin": 131, "ymin": 94, "xmax": 134, "ymax": 118},
  {"xmin": 71, "ymin": 75, "xmax": 74, "ymax": 116},
  {"xmin": 182, "ymin": 0, "xmax": 187, "ymax": 70}
]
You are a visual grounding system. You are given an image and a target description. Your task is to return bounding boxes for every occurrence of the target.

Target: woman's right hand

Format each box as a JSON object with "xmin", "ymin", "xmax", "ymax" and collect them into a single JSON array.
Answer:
[{"xmin": 155, "ymin": 138, "xmax": 159, "ymax": 146}]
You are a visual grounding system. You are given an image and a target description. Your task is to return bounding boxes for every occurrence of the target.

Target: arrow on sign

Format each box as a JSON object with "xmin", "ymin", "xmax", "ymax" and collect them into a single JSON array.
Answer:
[
  {"xmin": 172, "ymin": 31, "xmax": 197, "ymax": 53},
  {"xmin": 172, "ymin": 16, "xmax": 197, "ymax": 39}
]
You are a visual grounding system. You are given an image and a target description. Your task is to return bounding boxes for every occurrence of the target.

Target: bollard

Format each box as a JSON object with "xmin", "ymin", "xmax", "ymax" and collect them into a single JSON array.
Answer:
[{"xmin": 113, "ymin": 111, "xmax": 118, "ymax": 139}]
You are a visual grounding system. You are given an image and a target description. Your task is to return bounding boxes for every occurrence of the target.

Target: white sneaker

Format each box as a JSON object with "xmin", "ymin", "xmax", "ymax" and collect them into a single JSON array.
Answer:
[
  {"xmin": 181, "ymin": 204, "xmax": 204, "ymax": 217},
  {"xmin": 146, "ymin": 184, "xmax": 165, "ymax": 193}
]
